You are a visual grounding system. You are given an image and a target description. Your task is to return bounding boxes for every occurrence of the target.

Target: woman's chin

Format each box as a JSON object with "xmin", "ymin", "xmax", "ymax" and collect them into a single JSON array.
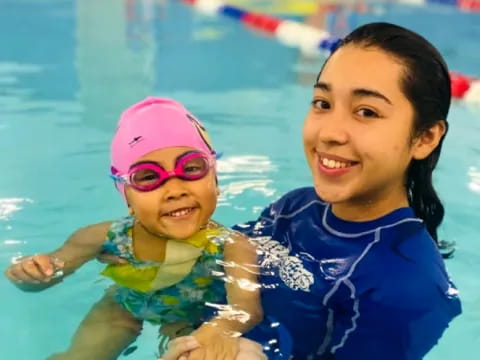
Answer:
[{"xmin": 313, "ymin": 183, "xmax": 352, "ymax": 204}]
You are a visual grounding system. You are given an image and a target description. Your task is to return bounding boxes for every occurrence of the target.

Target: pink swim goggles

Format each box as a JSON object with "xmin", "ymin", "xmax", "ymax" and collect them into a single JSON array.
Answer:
[{"xmin": 110, "ymin": 151, "xmax": 213, "ymax": 192}]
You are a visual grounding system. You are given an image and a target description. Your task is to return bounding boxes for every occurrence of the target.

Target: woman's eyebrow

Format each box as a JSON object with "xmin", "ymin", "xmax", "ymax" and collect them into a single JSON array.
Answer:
[
  {"xmin": 313, "ymin": 81, "xmax": 331, "ymax": 91},
  {"xmin": 352, "ymin": 88, "xmax": 393, "ymax": 105},
  {"xmin": 314, "ymin": 82, "xmax": 393, "ymax": 105}
]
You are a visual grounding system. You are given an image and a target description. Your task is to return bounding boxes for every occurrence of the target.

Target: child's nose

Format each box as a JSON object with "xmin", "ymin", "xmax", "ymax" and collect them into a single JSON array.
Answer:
[{"xmin": 162, "ymin": 178, "xmax": 189, "ymax": 201}]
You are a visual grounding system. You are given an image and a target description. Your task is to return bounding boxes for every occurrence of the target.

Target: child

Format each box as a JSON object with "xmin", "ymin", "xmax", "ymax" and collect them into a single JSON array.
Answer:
[{"xmin": 5, "ymin": 97, "xmax": 262, "ymax": 360}]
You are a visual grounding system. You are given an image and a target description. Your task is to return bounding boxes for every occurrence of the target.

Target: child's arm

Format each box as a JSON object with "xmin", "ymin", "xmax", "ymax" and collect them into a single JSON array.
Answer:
[
  {"xmin": 190, "ymin": 231, "xmax": 263, "ymax": 359},
  {"xmin": 4, "ymin": 221, "xmax": 112, "ymax": 292},
  {"xmin": 209, "ymin": 230, "xmax": 263, "ymax": 333}
]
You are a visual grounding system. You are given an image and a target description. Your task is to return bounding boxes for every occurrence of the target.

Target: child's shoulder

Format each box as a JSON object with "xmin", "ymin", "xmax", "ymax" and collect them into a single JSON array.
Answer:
[
  {"xmin": 105, "ymin": 216, "xmax": 133, "ymax": 237},
  {"xmin": 102, "ymin": 216, "xmax": 135, "ymax": 256}
]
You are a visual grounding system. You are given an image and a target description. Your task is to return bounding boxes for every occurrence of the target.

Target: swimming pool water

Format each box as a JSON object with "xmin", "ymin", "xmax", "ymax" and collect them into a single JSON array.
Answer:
[{"xmin": 0, "ymin": 0, "xmax": 479, "ymax": 359}]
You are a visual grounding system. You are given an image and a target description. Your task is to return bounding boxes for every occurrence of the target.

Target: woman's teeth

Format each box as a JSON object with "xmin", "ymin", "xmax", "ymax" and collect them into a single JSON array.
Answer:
[
  {"xmin": 321, "ymin": 157, "xmax": 352, "ymax": 169},
  {"xmin": 168, "ymin": 208, "xmax": 193, "ymax": 217}
]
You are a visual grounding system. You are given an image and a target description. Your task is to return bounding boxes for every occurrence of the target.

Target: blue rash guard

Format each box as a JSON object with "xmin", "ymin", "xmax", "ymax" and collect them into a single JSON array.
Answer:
[{"xmin": 236, "ymin": 187, "xmax": 461, "ymax": 360}]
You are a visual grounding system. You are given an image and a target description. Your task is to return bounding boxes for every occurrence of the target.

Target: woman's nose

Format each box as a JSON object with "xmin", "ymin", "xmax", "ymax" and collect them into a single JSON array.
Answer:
[{"xmin": 315, "ymin": 109, "xmax": 349, "ymax": 146}]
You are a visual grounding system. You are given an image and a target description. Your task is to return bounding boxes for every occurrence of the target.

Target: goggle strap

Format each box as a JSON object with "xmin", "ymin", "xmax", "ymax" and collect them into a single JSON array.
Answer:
[{"xmin": 110, "ymin": 174, "xmax": 127, "ymax": 184}]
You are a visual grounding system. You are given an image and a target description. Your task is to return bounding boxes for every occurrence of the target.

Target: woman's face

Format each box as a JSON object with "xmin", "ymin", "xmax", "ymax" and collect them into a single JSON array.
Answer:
[{"xmin": 303, "ymin": 44, "xmax": 430, "ymax": 218}]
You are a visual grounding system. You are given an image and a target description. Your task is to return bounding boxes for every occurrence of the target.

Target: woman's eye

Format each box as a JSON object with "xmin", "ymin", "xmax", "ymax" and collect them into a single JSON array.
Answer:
[
  {"xmin": 311, "ymin": 99, "xmax": 331, "ymax": 110},
  {"xmin": 356, "ymin": 108, "xmax": 379, "ymax": 118}
]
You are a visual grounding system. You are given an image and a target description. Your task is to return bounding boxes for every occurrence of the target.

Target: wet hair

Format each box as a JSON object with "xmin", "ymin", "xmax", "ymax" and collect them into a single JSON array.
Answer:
[{"xmin": 318, "ymin": 22, "xmax": 454, "ymax": 257}]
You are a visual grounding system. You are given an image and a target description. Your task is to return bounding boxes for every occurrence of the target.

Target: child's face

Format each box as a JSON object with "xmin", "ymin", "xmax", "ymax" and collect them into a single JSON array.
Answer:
[
  {"xmin": 125, "ymin": 146, "xmax": 218, "ymax": 240},
  {"xmin": 303, "ymin": 45, "xmax": 436, "ymax": 214}
]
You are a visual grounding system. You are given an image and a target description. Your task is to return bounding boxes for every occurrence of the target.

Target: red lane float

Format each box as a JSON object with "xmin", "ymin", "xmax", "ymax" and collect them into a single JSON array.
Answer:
[
  {"xmin": 450, "ymin": 72, "xmax": 480, "ymax": 103},
  {"xmin": 182, "ymin": 0, "xmax": 480, "ymax": 104}
]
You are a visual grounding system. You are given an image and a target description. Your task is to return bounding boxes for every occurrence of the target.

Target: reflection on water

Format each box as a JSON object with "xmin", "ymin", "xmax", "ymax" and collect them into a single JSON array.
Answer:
[
  {"xmin": 1, "ymin": 239, "xmax": 26, "ymax": 246},
  {"xmin": 0, "ymin": 198, "xmax": 33, "ymax": 221},
  {"xmin": 468, "ymin": 167, "xmax": 480, "ymax": 194},
  {"xmin": 75, "ymin": 0, "xmax": 157, "ymax": 131},
  {"xmin": 218, "ymin": 155, "xmax": 277, "ymax": 210},
  {"xmin": 0, "ymin": 63, "xmax": 42, "ymax": 87},
  {"xmin": 218, "ymin": 155, "xmax": 277, "ymax": 174},
  {"xmin": 0, "ymin": 0, "xmax": 479, "ymax": 359}
]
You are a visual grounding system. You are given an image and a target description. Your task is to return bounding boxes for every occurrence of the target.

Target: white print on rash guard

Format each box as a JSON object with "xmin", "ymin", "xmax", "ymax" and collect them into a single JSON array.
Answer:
[{"xmin": 252, "ymin": 236, "xmax": 314, "ymax": 292}]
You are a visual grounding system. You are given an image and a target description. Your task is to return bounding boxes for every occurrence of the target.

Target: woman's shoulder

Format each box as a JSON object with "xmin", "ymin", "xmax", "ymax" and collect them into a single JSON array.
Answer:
[
  {"xmin": 232, "ymin": 187, "xmax": 324, "ymax": 235},
  {"xmin": 269, "ymin": 187, "xmax": 325, "ymax": 215},
  {"xmin": 357, "ymin": 225, "xmax": 458, "ymax": 307},
  {"xmin": 379, "ymin": 221, "xmax": 444, "ymax": 266}
]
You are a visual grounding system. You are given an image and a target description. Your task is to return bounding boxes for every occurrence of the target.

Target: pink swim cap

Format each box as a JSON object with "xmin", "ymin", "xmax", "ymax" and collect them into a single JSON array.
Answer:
[{"xmin": 110, "ymin": 97, "xmax": 215, "ymax": 197}]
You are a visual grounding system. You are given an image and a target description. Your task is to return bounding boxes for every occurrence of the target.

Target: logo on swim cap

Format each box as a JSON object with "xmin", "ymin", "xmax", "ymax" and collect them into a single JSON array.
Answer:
[{"xmin": 128, "ymin": 136, "xmax": 144, "ymax": 147}]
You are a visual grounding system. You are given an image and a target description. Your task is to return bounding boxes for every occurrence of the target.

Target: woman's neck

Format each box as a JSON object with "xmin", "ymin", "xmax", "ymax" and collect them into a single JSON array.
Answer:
[{"xmin": 331, "ymin": 186, "xmax": 410, "ymax": 222}]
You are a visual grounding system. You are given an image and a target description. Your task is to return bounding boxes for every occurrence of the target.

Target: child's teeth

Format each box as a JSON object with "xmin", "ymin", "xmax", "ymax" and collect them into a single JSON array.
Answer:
[{"xmin": 170, "ymin": 208, "xmax": 192, "ymax": 217}]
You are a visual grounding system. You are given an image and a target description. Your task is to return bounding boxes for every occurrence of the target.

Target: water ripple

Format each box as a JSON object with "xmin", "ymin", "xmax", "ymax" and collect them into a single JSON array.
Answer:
[
  {"xmin": 468, "ymin": 167, "xmax": 480, "ymax": 194},
  {"xmin": 0, "ymin": 197, "xmax": 33, "ymax": 220}
]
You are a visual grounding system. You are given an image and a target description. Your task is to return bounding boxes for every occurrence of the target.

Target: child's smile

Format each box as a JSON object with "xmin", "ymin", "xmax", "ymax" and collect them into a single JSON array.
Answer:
[
  {"xmin": 162, "ymin": 206, "xmax": 198, "ymax": 219},
  {"xmin": 126, "ymin": 146, "xmax": 218, "ymax": 241}
]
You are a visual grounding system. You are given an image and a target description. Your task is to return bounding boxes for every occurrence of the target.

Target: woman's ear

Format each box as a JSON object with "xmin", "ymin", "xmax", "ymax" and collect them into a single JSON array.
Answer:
[{"xmin": 412, "ymin": 120, "xmax": 447, "ymax": 160}]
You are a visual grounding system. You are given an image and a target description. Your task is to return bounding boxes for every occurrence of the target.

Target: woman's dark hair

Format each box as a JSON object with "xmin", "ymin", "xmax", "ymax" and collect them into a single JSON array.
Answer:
[{"xmin": 319, "ymin": 22, "xmax": 454, "ymax": 257}]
